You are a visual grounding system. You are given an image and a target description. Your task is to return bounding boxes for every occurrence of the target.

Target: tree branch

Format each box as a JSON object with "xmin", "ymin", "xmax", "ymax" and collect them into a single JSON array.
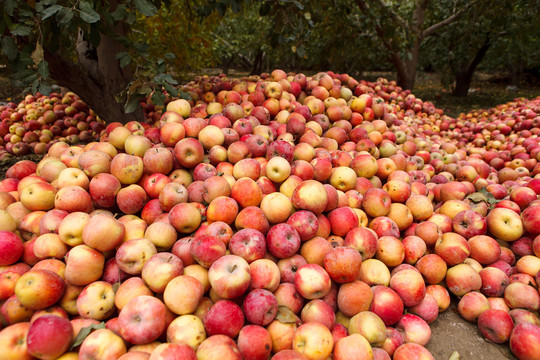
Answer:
[
  {"xmin": 422, "ymin": 1, "xmax": 477, "ymax": 38},
  {"xmin": 375, "ymin": 0, "xmax": 409, "ymax": 31},
  {"xmin": 355, "ymin": 0, "xmax": 397, "ymax": 54},
  {"xmin": 411, "ymin": 0, "xmax": 429, "ymax": 36},
  {"xmin": 465, "ymin": 34, "xmax": 491, "ymax": 74}
]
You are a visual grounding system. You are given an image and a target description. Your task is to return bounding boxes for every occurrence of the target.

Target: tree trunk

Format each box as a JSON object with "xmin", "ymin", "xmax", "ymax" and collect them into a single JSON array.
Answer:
[
  {"xmin": 452, "ymin": 37, "xmax": 491, "ymax": 97},
  {"xmin": 453, "ymin": 71, "xmax": 473, "ymax": 97},
  {"xmin": 45, "ymin": 31, "xmax": 144, "ymax": 125},
  {"xmin": 392, "ymin": 51, "xmax": 418, "ymax": 90},
  {"xmin": 251, "ymin": 50, "xmax": 265, "ymax": 75}
]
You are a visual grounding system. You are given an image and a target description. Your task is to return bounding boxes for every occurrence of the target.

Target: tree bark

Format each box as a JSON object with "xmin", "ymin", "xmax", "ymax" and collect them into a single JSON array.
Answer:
[
  {"xmin": 45, "ymin": 30, "xmax": 144, "ymax": 125},
  {"xmin": 356, "ymin": 0, "xmax": 474, "ymax": 91},
  {"xmin": 452, "ymin": 37, "xmax": 491, "ymax": 97}
]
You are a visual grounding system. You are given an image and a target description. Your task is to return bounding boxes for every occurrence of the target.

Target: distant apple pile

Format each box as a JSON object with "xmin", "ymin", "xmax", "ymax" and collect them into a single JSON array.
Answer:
[
  {"xmin": 1, "ymin": 69, "xmax": 540, "ymax": 360},
  {"xmin": 0, "ymin": 92, "xmax": 106, "ymax": 159}
]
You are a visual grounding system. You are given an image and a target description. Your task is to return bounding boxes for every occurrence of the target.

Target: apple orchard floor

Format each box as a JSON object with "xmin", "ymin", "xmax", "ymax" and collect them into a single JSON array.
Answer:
[
  {"xmin": 0, "ymin": 154, "xmax": 518, "ymax": 360},
  {"xmin": 428, "ymin": 299, "xmax": 514, "ymax": 359}
]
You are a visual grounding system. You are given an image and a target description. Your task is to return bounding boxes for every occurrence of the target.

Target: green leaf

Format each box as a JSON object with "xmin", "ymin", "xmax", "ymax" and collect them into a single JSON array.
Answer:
[
  {"xmin": 71, "ymin": 322, "xmax": 106, "ymax": 349},
  {"xmin": 466, "ymin": 192, "xmax": 488, "ymax": 204},
  {"xmin": 162, "ymin": 82, "xmax": 178, "ymax": 97},
  {"xmin": 4, "ymin": 0, "xmax": 16, "ymax": 16},
  {"xmin": 37, "ymin": 60, "xmax": 49, "ymax": 78},
  {"xmin": 119, "ymin": 54, "xmax": 132, "ymax": 68},
  {"xmin": 79, "ymin": 1, "xmax": 100, "ymax": 23},
  {"xmin": 38, "ymin": 82, "xmax": 51, "ymax": 95},
  {"xmin": 111, "ymin": 4, "xmax": 127, "ymax": 21},
  {"xmin": 57, "ymin": 8, "xmax": 74, "ymax": 25},
  {"xmin": 138, "ymin": 85, "xmax": 152, "ymax": 95},
  {"xmin": 41, "ymin": 4, "xmax": 63, "ymax": 20},
  {"xmin": 133, "ymin": 0, "xmax": 158, "ymax": 17},
  {"xmin": 179, "ymin": 90, "xmax": 191, "ymax": 100},
  {"xmin": 164, "ymin": 52, "xmax": 175, "ymax": 59},
  {"xmin": 125, "ymin": 95, "xmax": 143, "ymax": 113},
  {"xmin": 11, "ymin": 25, "xmax": 32, "ymax": 36},
  {"xmin": 276, "ymin": 306, "xmax": 296, "ymax": 324},
  {"xmin": 153, "ymin": 73, "xmax": 177, "ymax": 85},
  {"xmin": 31, "ymin": 78, "xmax": 39, "ymax": 94},
  {"xmin": 151, "ymin": 91, "xmax": 166, "ymax": 106},
  {"xmin": 1, "ymin": 36, "xmax": 18, "ymax": 61},
  {"xmin": 125, "ymin": 12, "xmax": 136, "ymax": 24},
  {"xmin": 23, "ymin": 72, "xmax": 38, "ymax": 83}
]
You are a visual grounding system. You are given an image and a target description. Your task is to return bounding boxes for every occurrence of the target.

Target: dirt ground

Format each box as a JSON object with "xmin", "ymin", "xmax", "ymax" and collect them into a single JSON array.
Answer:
[{"xmin": 427, "ymin": 300, "xmax": 515, "ymax": 360}]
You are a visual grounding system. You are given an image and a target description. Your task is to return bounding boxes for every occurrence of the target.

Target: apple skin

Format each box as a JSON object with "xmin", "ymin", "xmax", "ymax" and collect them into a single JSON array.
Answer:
[
  {"xmin": 141, "ymin": 252, "xmax": 184, "ymax": 294},
  {"xmin": 361, "ymin": 188, "xmax": 391, "ymax": 218},
  {"xmin": 348, "ymin": 310, "xmax": 387, "ymax": 345},
  {"xmin": 389, "ymin": 268, "xmax": 426, "ymax": 308},
  {"xmin": 486, "ymin": 207, "xmax": 524, "ymax": 242},
  {"xmin": 266, "ymin": 223, "xmax": 302, "ymax": 259},
  {"xmin": 243, "ymin": 289, "xmax": 278, "ymax": 326},
  {"xmin": 14, "ymin": 269, "xmax": 65, "ymax": 310},
  {"xmin": 148, "ymin": 343, "xmax": 196, "ymax": 360},
  {"xmin": 0, "ymin": 231, "xmax": 24, "ymax": 266},
  {"xmin": 457, "ymin": 291, "xmax": 490, "ymax": 322},
  {"xmin": 204, "ymin": 299, "xmax": 245, "ymax": 338},
  {"xmin": 301, "ymin": 299, "xmax": 335, "ymax": 329},
  {"xmin": 173, "ymin": 138, "xmax": 205, "ymax": 169},
  {"xmin": 250, "ymin": 258, "xmax": 281, "ymax": 292},
  {"xmin": 229, "ymin": 228, "xmax": 267, "ymax": 263},
  {"xmin": 118, "ymin": 295, "xmax": 167, "ymax": 345},
  {"xmin": 237, "ymin": 325, "xmax": 272, "ymax": 360},
  {"xmin": 392, "ymin": 343, "xmax": 434, "ymax": 360},
  {"xmin": 504, "ymin": 282, "xmax": 540, "ymax": 311},
  {"xmin": 445, "ymin": 263, "xmax": 482, "ymax": 297},
  {"xmin": 323, "ymin": 246, "xmax": 362, "ymax": 283},
  {"xmin": 295, "ymin": 263, "xmax": 332, "ymax": 300},
  {"xmin": 163, "ymin": 275, "xmax": 204, "ymax": 315},
  {"xmin": 286, "ymin": 210, "xmax": 319, "ymax": 241},
  {"xmin": 26, "ymin": 314, "xmax": 73, "ymax": 359},
  {"xmin": 333, "ymin": 333, "xmax": 373, "ymax": 360},
  {"xmin": 20, "ymin": 181, "xmax": 56, "ymax": 211},
  {"xmin": 479, "ymin": 267, "xmax": 509, "ymax": 297},
  {"xmin": 78, "ymin": 328, "xmax": 127, "ymax": 360},
  {"xmin": 510, "ymin": 323, "xmax": 540, "ymax": 360},
  {"xmin": 522, "ymin": 205, "xmax": 540, "ymax": 235},
  {"xmin": 190, "ymin": 235, "xmax": 227, "ymax": 268},
  {"xmin": 208, "ymin": 255, "xmax": 251, "ymax": 299},
  {"xmin": 478, "ymin": 309, "xmax": 514, "ymax": 344},
  {"xmin": 167, "ymin": 314, "xmax": 206, "ymax": 350},
  {"xmin": 344, "ymin": 227, "xmax": 377, "ymax": 261},
  {"xmin": 82, "ymin": 213, "xmax": 125, "ymax": 252},
  {"xmin": 64, "ymin": 244, "xmax": 105, "ymax": 286},
  {"xmin": 369, "ymin": 285, "xmax": 404, "ymax": 326},
  {"xmin": 396, "ymin": 313, "xmax": 431, "ymax": 346},
  {"xmin": 291, "ymin": 180, "xmax": 328, "ymax": 215},
  {"xmin": 76, "ymin": 281, "xmax": 116, "ymax": 320},
  {"xmin": 196, "ymin": 335, "xmax": 242, "ymax": 360},
  {"xmin": 0, "ymin": 321, "xmax": 34, "ymax": 360},
  {"xmin": 293, "ymin": 322, "xmax": 334, "ymax": 360}
]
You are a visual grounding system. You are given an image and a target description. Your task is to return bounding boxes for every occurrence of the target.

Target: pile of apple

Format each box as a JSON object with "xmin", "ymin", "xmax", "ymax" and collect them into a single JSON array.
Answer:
[
  {"xmin": 0, "ymin": 92, "xmax": 106, "ymax": 158},
  {"xmin": 0, "ymin": 69, "xmax": 540, "ymax": 360}
]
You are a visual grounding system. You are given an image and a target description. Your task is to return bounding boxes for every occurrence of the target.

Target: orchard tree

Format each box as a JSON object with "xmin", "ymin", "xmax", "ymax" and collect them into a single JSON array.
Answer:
[
  {"xmin": 423, "ymin": 0, "xmax": 540, "ymax": 96},
  {"xmin": 0, "ymin": 0, "xmax": 219, "ymax": 124},
  {"xmin": 355, "ymin": 0, "xmax": 476, "ymax": 90}
]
